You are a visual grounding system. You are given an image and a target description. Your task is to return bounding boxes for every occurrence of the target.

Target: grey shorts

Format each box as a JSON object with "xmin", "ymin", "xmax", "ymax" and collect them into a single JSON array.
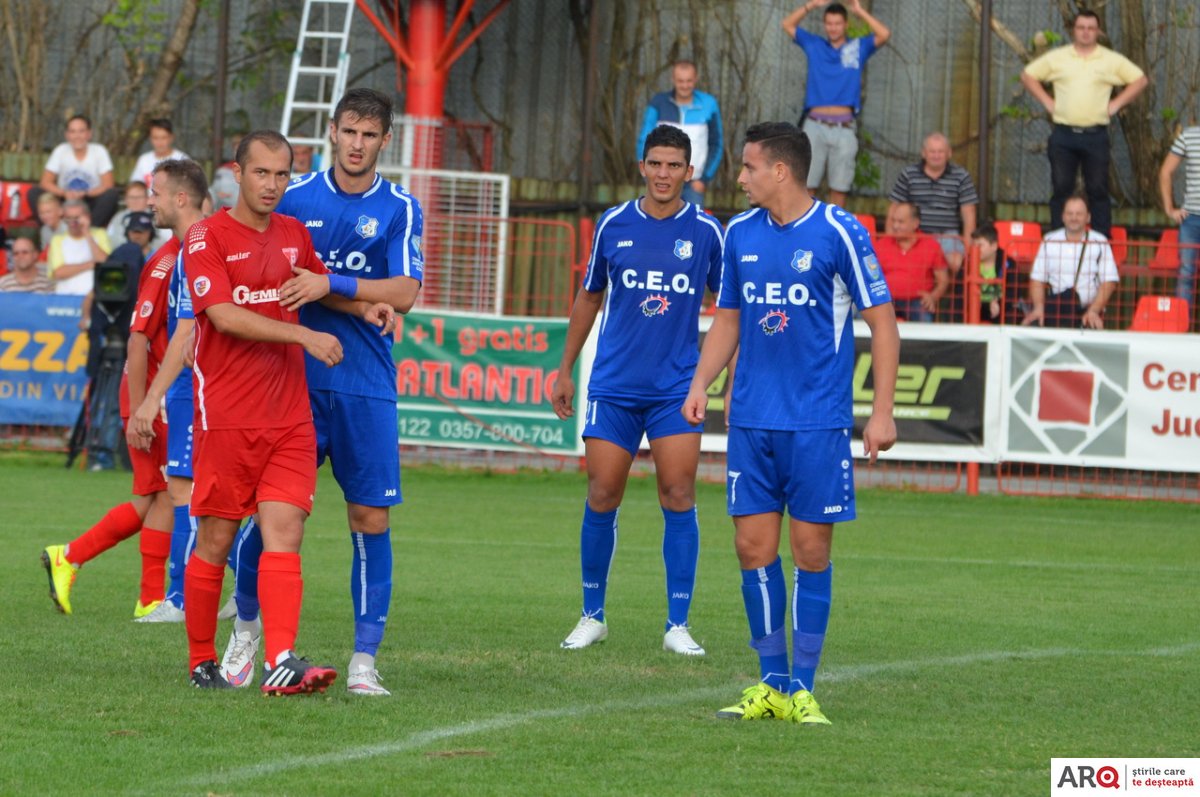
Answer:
[{"xmin": 802, "ymin": 117, "xmax": 858, "ymax": 194}]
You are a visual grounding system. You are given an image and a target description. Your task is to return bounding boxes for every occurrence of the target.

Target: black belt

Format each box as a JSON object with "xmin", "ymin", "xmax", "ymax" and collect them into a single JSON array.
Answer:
[{"xmin": 1056, "ymin": 123, "xmax": 1106, "ymax": 134}]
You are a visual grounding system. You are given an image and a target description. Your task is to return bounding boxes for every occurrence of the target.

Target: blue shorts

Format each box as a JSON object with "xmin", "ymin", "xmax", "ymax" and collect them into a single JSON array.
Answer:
[
  {"xmin": 311, "ymin": 389, "xmax": 402, "ymax": 507},
  {"xmin": 166, "ymin": 394, "xmax": 194, "ymax": 478},
  {"xmin": 582, "ymin": 395, "xmax": 700, "ymax": 458},
  {"xmin": 726, "ymin": 426, "xmax": 856, "ymax": 523}
]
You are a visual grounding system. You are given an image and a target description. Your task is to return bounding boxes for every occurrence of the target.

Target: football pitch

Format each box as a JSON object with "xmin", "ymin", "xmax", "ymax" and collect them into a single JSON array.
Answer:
[{"xmin": 2, "ymin": 452, "xmax": 1196, "ymax": 796}]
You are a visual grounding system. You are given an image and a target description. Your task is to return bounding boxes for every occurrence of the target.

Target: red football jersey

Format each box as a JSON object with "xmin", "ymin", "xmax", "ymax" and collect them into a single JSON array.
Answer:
[
  {"xmin": 185, "ymin": 208, "xmax": 328, "ymax": 431},
  {"xmin": 120, "ymin": 239, "xmax": 178, "ymax": 417}
]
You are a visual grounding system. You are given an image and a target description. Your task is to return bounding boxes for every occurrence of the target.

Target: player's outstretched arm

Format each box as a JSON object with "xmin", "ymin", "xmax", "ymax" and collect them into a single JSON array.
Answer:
[
  {"xmin": 682, "ymin": 308, "xmax": 740, "ymax": 424},
  {"xmin": 551, "ymin": 286, "xmax": 605, "ymax": 420},
  {"xmin": 859, "ymin": 303, "xmax": 899, "ymax": 463},
  {"xmin": 205, "ymin": 302, "xmax": 343, "ymax": 366}
]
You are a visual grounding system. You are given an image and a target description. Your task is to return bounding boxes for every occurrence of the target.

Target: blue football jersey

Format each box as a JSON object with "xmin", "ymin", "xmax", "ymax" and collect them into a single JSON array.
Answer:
[
  {"xmin": 279, "ymin": 169, "xmax": 425, "ymax": 400},
  {"xmin": 717, "ymin": 202, "xmax": 891, "ymax": 431},
  {"xmin": 165, "ymin": 247, "xmax": 194, "ymax": 402},
  {"xmin": 583, "ymin": 199, "xmax": 723, "ymax": 400}
]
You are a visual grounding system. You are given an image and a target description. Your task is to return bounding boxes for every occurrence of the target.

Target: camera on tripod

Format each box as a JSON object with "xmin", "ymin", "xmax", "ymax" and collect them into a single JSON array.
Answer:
[{"xmin": 94, "ymin": 259, "xmax": 135, "ymax": 331}]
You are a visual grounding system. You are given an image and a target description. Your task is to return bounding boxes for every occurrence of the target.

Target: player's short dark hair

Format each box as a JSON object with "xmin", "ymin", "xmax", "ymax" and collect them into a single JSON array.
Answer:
[
  {"xmin": 235, "ymin": 130, "xmax": 293, "ymax": 170},
  {"xmin": 66, "ymin": 114, "xmax": 91, "ymax": 129},
  {"xmin": 673, "ymin": 59, "xmax": 697, "ymax": 72},
  {"xmin": 333, "ymin": 88, "xmax": 395, "ymax": 135},
  {"xmin": 971, "ymin": 223, "xmax": 998, "ymax": 244},
  {"xmin": 825, "ymin": 3, "xmax": 848, "ymax": 21},
  {"xmin": 744, "ymin": 122, "xmax": 811, "ymax": 186},
  {"xmin": 893, "ymin": 201, "xmax": 921, "ymax": 222},
  {"xmin": 148, "ymin": 118, "xmax": 173, "ymax": 134},
  {"xmin": 154, "ymin": 158, "xmax": 209, "ymax": 209},
  {"xmin": 1065, "ymin": 193, "xmax": 1090, "ymax": 211},
  {"xmin": 643, "ymin": 125, "xmax": 692, "ymax": 165},
  {"xmin": 1073, "ymin": 10, "xmax": 1100, "ymax": 26}
]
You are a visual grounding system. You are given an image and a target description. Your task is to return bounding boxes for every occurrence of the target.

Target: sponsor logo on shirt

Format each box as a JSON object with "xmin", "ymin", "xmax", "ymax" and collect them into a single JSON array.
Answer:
[
  {"xmin": 305, "ymin": 220, "xmax": 323, "ymax": 228},
  {"xmin": 791, "ymin": 249, "xmax": 813, "ymax": 274},
  {"xmin": 193, "ymin": 276, "xmax": 211, "ymax": 297},
  {"xmin": 674, "ymin": 239, "xmax": 693, "ymax": 260},
  {"xmin": 139, "ymin": 301, "xmax": 153, "ymax": 318},
  {"xmin": 621, "ymin": 269, "xmax": 695, "ymax": 295},
  {"xmin": 225, "ymin": 251, "xmax": 250, "ymax": 262},
  {"xmin": 639, "ymin": 294, "xmax": 671, "ymax": 317},
  {"xmin": 617, "ymin": 240, "xmax": 633, "ymax": 248},
  {"xmin": 863, "ymin": 253, "xmax": 882, "ymax": 281},
  {"xmin": 741, "ymin": 254, "xmax": 759, "ymax": 262},
  {"xmin": 188, "ymin": 241, "xmax": 206, "ymax": 254},
  {"xmin": 355, "ymin": 215, "xmax": 379, "ymax": 239},
  {"xmin": 233, "ymin": 285, "xmax": 281, "ymax": 305},
  {"xmin": 758, "ymin": 309, "xmax": 789, "ymax": 335},
  {"xmin": 742, "ymin": 281, "xmax": 814, "ymax": 306}
]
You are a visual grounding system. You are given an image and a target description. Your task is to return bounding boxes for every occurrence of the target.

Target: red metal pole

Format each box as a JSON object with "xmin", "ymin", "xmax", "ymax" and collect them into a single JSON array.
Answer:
[{"xmin": 407, "ymin": 0, "xmax": 448, "ymax": 120}]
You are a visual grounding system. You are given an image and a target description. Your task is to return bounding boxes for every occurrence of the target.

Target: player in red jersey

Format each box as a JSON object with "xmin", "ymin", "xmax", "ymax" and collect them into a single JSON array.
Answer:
[{"xmin": 182, "ymin": 130, "xmax": 394, "ymax": 694}]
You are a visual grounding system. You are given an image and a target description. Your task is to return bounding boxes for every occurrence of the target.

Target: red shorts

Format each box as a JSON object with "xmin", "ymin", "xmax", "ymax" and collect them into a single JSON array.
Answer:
[
  {"xmin": 191, "ymin": 422, "xmax": 317, "ymax": 520},
  {"xmin": 127, "ymin": 416, "xmax": 168, "ymax": 496}
]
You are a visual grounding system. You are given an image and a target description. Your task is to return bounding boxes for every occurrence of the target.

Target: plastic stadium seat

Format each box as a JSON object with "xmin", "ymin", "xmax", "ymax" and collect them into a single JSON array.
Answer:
[
  {"xmin": 1129, "ymin": 295, "xmax": 1189, "ymax": 333},
  {"xmin": 2, "ymin": 182, "xmax": 36, "ymax": 229},
  {"xmin": 854, "ymin": 213, "xmax": 877, "ymax": 239},
  {"xmin": 994, "ymin": 220, "xmax": 1042, "ymax": 267},
  {"xmin": 1148, "ymin": 228, "xmax": 1180, "ymax": 271},
  {"xmin": 1107, "ymin": 225, "xmax": 1128, "ymax": 266}
]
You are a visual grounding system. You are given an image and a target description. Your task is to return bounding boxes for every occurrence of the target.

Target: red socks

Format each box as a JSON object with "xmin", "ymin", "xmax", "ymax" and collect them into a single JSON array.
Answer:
[
  {"xmin": 258, "ymin": 552, "xmax": 303, "ymax": 668},
  {"xmin": 138, "ymin": 527, "xmax": 171, "ymax": 606},
  {"xmin": 66, "ymin": 502, "xmax": 142, "ymax": 565},
  {"xmin": 184, "ymin": 555, "xmax": 225, "ymax": 670}
]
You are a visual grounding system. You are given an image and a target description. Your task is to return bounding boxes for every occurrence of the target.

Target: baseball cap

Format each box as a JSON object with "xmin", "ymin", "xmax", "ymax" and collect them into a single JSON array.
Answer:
[{"xmin": 125, "ymin": 211, "xmax": 154, "ymax": 233}]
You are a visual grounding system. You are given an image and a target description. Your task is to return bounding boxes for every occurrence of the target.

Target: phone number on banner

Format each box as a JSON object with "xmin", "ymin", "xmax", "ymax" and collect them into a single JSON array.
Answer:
[{"xmin": 397, "ymin": 408, "xmax": 570, "ymax": 453}]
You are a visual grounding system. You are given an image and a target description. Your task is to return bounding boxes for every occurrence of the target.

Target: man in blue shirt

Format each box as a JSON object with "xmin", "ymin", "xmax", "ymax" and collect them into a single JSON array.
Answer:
[
  {"xmin": 683, "ymin": 122, "xmax": 898, "ymax": 724},
  {"xmin": 782, "ymin": 0, "xmax": 890, "ymax": 207},
  {"xmin": 553, "ymin": 125, "xmax": 723, "ymax": 656},
  {"xmin": 637, "ymin": 60, "xmax": 724, "ymax": 207},
  {"xmin": 224, "ymin": 88, "xmax": 422, "ymax": 696}
]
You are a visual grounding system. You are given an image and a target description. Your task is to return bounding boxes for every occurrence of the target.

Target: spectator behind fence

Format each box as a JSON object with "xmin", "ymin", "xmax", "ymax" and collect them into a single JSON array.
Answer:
[
  {"xmin": 30, "ymin": 114, "xmax": 120, "ymax": 227},
  {"xmin": 108, "ymin": 181, "xmax": 171, "ymax": 252},
  {"xmin": 970, "ymin": 223, "xmax": 1017, "ymax": 324},
  {"xmin": 1022, "ymin": 195, "xmax": 1118, "ymax": 329},
  {"xmin": 636, "ymin": 59, "xmax": 724, "ymax": 207},
  {"xmin": 875, "ymin": 201, "xmax": 947, "ymax": 322},
  {"xmin": 1020, "ymin": 10, "xmax": 1147, "ymax": 237},
  {"xmin": 47, "ymin": 199, "xmax": 111, "ymax": 296},
  {"xmin": 129, "ymin": 118, "xmax": 188, "ymax": 187},
  {"xmin": 888, "ymin": 132, "xmax": 978, "ymax": 273},
  {"xmin": 1158, "ymin": 122, "xmax": 1200, "ymax": 302},
  {"xmin": 0, "ymin": 237, "xmax": 54, "ymax": 293},
  {"xmin": 781, "ymin": 0, "xmax": 890, "ymax": 208}
]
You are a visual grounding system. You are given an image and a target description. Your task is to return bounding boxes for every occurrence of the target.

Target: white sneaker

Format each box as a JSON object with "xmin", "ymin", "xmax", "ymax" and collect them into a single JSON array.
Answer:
[
  {"xmin": 219, "ymin": 622, "xmax": 261, "ymax": 688},
  {"xmin": 133, "ymin": 600, "xmax": 185, "ymax": 624},
  {"xmin": 347, "ymin": 666, "xmax": 391, "ymax": 697},
  {"xmin": 217, "ymin": 594, "xmax": 239, "ymax": 621},
  {"xmin": 663, "ymin": 624, "xmax": 705, "ymax": 656},
  {"xmin": 560, "ymin": 616, "xmax": 608, "ymax": 649}
]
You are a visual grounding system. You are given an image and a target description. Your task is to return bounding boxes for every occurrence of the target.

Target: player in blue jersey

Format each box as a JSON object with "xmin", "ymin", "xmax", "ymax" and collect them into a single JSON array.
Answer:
[
  {"xmin": 221, "ymin": 88, "xmax": 424, "ymax": 696},
  {"xmin": 683, "ymin": 122, "xmax": 898, "ymax": 723},
  {"xmin": 551, "ymin": 125, "xmax": 723, "ymax": 656}
]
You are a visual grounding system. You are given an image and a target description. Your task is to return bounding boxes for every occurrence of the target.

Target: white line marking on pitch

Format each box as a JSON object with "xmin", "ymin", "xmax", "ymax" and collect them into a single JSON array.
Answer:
[{"xmin": 181, "ymin": 641, "xmax": 1199, "ymax": 788}]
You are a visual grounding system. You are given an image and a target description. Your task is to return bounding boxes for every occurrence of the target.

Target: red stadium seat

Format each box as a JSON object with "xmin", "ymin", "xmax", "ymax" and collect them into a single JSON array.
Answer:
[
  {"xmin": 1129, "ymin": 295, "xmax": 1189, "ymax": 333},
  {"xmin": 854, "ymin": 213, "xmax": 877, "ymax": 239},
  {"xmin": 994, "ymin": 220, "xmax": 1042, "ymax": 267},
  {"xmin": 1148, "ymin": 228, "xmax": 1180, "ymax": 271},
  {"xmin": 1, "ymin": 181, "xmax": 37, "ymax": 229},
  {"xmin": 1107, "ymin": 225, "xmax": 1128, "ymax": 266}
]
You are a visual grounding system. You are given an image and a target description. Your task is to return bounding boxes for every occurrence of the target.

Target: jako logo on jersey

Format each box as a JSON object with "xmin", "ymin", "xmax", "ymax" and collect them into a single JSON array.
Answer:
[
  {"xmin": 758, "ymin": 309, "xmax": 788, "ymax": 335},
  {"xmin": 225, "ymin": 251, "xmax": 250, "ymax": 262},
  {"xmin": 791, "ymin": 249, "xmax": 813, "ymax": 274},
  {"xmin": 639, "ymin": 294, "xmax": 671, "ymax": 316},
  {"xmin": 281, "ymin": 247, "xmax": 298, "ymax": 266},
  {"xmin": 188, "ymin": 240, "xmax": 206, "ymax": 254},
  {"xmin": 193, "ymin": 276, "xmax": 211, "ymax": 297},
  {"xmin": 233, "ymin": 285, "xmax": 280, "ymax": 305},
  {"xmin": 305, "ymin": 220, "xmax": 323, "ymax": 228},
  {"xmin": 617, "ymin": 240, "xmax": 633, "ymax": 248},
  {"xmin": 674, "ymin": 239, "xmax": 693, "ymax": 260},
  {"xmin": 741, "ymin": 254, "xmax": 759, "ymax": 262},
  {"xmin": 139, "ymin": 301, "xmax": 153, "ymax": 318},
  {"xmin": 355, "ymin": 215, "xmax": 379, "ymax": 238}
]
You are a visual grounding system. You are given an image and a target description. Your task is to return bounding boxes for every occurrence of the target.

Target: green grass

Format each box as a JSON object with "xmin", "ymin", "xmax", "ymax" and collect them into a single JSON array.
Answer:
[{"xmin": 1, "ymin": 453, "xmax": 1196, "ymax": 796}]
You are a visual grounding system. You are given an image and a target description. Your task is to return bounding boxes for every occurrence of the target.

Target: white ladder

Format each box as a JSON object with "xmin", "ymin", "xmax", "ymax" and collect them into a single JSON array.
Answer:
[{"xmin": 279, "ymin": 0, "xmax": 356, "ymax": 170}]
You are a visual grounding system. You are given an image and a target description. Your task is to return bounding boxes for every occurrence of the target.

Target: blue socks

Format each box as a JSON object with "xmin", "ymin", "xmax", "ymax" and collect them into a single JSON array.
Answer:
[
  {"xmin": 165, "ymin": 504, "xmax": 196, "ymax": 608},
  {"xmin": 741, "ymin": 557, "xmax": 789, "ymax": 693},
  {"xmin": 230, "ymin": 516, "xmax": 262, "ymax": 622},
  {"xmin": 579, "ymin": 503, "xmax": 618, "ymax": 622},
  {"xmin": 351, "ymin": 530, "xmax": 393, "ymax": 657},
  {"xmin": 662, "ymin": 506, "xmax": 699, "ymax": 629},
  {"xmin": 791, "ymin": 564, "xmax": 832, "ymax": 694}
]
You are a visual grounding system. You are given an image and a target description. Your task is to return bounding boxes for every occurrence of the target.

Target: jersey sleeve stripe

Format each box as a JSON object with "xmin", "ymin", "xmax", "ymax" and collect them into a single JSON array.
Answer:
[
  {"xmin": 825, "ymin": 205, "xmax": 876, "ymax": 309},
  {"xmin": 583, "ymin": 202, "xmax": 627, "ymax": 291}
]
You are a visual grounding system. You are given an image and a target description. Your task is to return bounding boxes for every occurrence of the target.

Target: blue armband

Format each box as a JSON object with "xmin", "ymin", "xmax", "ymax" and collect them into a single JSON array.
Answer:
[{"xmin": 328, "ymin": 273, "xmax": 357, "ymax": 299}]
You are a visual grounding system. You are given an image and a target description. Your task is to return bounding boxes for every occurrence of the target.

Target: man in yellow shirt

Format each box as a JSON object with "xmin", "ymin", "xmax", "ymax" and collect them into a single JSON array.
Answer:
[{"xmin": 1020, "ymin": 10, "xmax": 1147, "ymax": 236}]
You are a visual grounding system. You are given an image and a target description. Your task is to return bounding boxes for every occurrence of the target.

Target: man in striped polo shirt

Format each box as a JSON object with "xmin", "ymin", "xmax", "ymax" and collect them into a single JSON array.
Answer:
[
  {"xmin": 1159, "ymin": 123, "xmax": 1200, "ymax": 303},
  {"xmin": 887, "ymin": 132, "xmax": 978, "ymax": 276}
]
